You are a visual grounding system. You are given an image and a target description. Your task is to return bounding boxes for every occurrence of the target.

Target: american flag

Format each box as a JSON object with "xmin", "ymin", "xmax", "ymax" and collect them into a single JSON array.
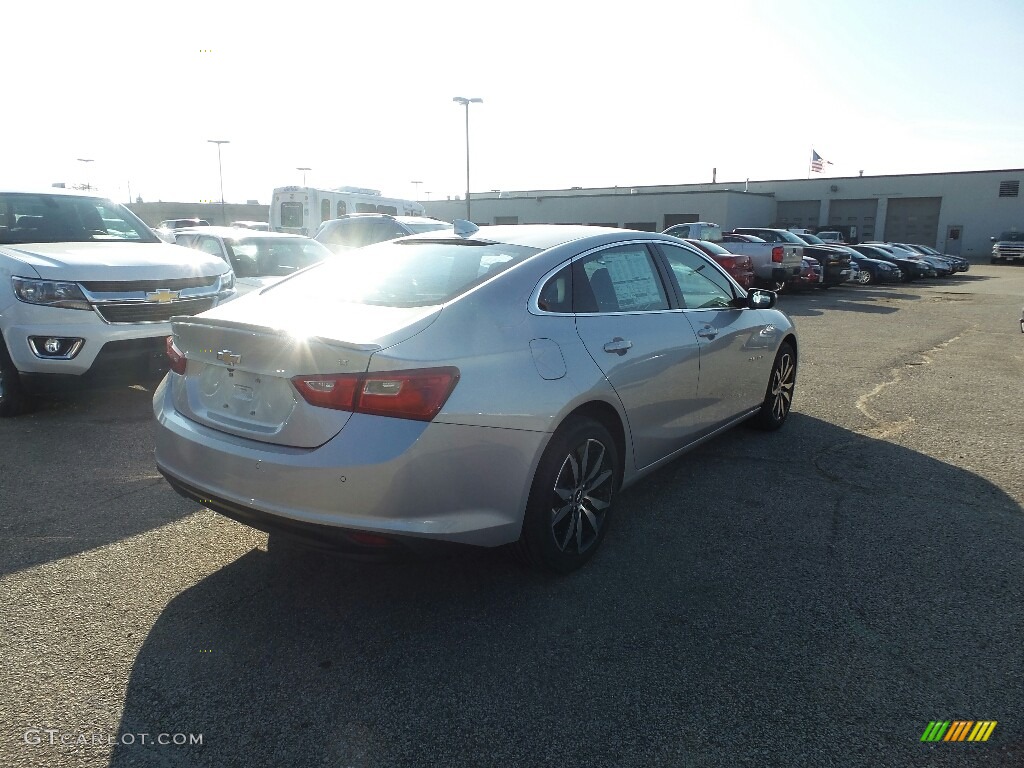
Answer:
[{"xmin": 810, "ymin": 150, "xmax": 831, "ymax": 173}]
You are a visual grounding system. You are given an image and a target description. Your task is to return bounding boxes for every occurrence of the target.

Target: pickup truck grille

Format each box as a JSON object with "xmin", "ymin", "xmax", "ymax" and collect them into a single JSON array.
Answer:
[
  {"xmin": 995, "ymin": 244, "xmax": 1024, "ymax": 258},
  {"xmin": 80, "ymin": 276, "xmax": 219, "ymax": 293},
  {"xmin": 94, "ymin": 297, "xmax": 217, "ymax": 324}
]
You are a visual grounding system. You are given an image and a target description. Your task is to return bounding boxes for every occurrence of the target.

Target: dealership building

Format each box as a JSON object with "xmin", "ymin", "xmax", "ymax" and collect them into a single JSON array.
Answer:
[{"xmin": 423, "ymin": 168, "xmax": 1024, "ymax": 261}]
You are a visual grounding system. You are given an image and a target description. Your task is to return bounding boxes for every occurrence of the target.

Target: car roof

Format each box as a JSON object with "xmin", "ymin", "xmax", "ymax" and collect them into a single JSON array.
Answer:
[
  {"xmin": 400, "ymin": 224, "xmax": 670, "ymax": 251},
  {"xmin": 176, "ymin": 226, "xmax": 310, "ymax": 240}
]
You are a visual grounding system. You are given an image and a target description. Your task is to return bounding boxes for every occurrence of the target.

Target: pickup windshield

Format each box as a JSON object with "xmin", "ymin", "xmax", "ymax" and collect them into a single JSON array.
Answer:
[
  {"xmin": 0, "ymin": 193, "xmax": 160, "ymax": 244},
  {"xmin": 997, "ymin": 232, "xmax": 1024, "ymax": 242}
]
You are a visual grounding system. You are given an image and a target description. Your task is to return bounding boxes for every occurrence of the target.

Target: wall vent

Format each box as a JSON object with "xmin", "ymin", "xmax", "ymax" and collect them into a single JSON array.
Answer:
[{"xmin": 999, "ymin": 180, "xmax": 1020, "ymax": 197}]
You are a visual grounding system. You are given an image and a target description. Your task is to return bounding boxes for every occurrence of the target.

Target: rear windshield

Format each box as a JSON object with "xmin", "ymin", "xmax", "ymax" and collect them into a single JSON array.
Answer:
[
  {"xmin": 0, "ymin": 193, "xmax": 160, "ymax": 244},
  {"xmin": 797, "ymin": 234, "xmax": 826, "ymax": 244},
  {"xmin": 400, "ymin": 221, "xmax": 454, "ymax": 235},
  {"xmin": 227, "ymin": 237, "xmax": 334, "ymax": 278},
  {"xmin": 265, "ymin": 239, "xmax": 539, "ymax": 307}
]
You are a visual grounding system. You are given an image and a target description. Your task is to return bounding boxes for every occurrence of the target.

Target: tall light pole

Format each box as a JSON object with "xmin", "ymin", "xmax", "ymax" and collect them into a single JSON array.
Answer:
[
  {"xmin": 297, "ymin": 166, "xmax": 311, "ymax": 186},
  {"xmin": 77, "ymin": 158, "xmax": 94, "ymax": 191},
  {"xmin": 452, "ymin": 96, "xmax": 482, "ymax": 221},
  {"xmin": 411, "ymin": 180, "xmax": 423, "ymax": 199},
  {"xmin": 208, "ymin": 139, "xmax": 230, "ymax": 225}
]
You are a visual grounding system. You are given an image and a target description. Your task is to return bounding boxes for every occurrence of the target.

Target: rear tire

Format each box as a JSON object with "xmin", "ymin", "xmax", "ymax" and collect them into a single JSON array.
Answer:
[
  {"xmin": 515, "ymin": 418, "xmax": 619, "ymax": 574},
  {"xmin": 749, "ymin": 342, "xmax": 796, "ymax": 431},
  {"xmin": 0, "ymin": 342, "xmax": 32, "ymax": 417},
  {"xmin": 857, "ymin": 269, "xmax": 873, "ymax": 285}
]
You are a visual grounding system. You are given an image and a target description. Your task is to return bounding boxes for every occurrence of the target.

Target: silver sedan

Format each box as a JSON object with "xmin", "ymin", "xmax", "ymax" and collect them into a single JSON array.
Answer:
[{"xmin": 154, "ymin": 224, "xmax": 798, "ymax": 572}]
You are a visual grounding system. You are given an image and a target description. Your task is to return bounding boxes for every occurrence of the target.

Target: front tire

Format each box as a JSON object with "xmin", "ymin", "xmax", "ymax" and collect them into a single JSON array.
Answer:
[
  {"xmin": 749, "ymin": 342, "xmax": 796, "ymax": 431},
  {"xmin": 515, "ymin": 418, "xmax": 619, "ymax": 574}
]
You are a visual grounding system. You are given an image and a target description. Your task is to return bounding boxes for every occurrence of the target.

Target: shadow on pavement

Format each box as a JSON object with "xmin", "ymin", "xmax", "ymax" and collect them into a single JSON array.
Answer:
[
  {"xmin": 110, "ymin": 414, "xmax": 1024, "ymax": 767},
  {"xmin": 779, "ymin": 285, "xmax": 919, "ymax": 317},
  {"xmin": 0, "ymin": 381, "xmax": 194, "ymax": 576}
]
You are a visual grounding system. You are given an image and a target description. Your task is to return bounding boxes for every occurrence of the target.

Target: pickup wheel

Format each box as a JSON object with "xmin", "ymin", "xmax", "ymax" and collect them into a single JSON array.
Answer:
[{"xmin": 0, "ymin": 342, "xmax": 31, "ymax": 417}]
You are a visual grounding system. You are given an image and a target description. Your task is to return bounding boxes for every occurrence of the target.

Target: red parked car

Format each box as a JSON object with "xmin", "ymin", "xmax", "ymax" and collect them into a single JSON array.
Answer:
[{"xmin": 683, "ymin": 239, "xmax": 755, "ymax": 290}]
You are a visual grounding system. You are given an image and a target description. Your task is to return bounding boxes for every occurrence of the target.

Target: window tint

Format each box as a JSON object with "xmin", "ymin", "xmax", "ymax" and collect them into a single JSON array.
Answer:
[
  {"xmin": 0, "ymin": 193, "xmax": 159, "ymax": 244},
  {"xmin": 195, "ymin": 236, "xmax": 227, "ymax": 262},
  {"xmin": 660, "ymin": 244, "xmax": 735, "ymax": 309},
  {"xmin": 227, "ymin": 238, "xmax": 332, "ymax": 278},
  {"xmin": 571, "ymin": 244, "xmax": 669, "ymax": 314},
  {"xmin": 538, "ymin": 264, "xmax": 573, "ymax": 313},
  {"xmin": 372, "ymin": 219, "xmax": 410, "ymax": 242}
]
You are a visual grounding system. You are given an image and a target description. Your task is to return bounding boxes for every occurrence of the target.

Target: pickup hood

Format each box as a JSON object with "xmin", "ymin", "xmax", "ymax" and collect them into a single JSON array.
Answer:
[{"xmin": 0, "ymin": 242, "xmax": 227, "ymax": 281}]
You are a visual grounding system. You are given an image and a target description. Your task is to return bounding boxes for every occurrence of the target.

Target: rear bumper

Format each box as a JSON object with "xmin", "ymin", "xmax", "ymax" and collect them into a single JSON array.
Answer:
[
  {"xmin": 153, "ymin": 375, "xmax": 545, "ymax": 548},
  {"xmin": 160, "ymin": 469, "xmax": 469, "ymax": 559}
]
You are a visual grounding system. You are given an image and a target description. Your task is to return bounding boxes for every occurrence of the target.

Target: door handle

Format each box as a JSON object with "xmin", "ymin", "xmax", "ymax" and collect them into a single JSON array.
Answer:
[
  {"xmin": 603, "ymin": 337, "xmax": 632, "ymax": 355},
  {"xmin": 696, "ymin": 325, "xmax": 718, "ymax": 340}
]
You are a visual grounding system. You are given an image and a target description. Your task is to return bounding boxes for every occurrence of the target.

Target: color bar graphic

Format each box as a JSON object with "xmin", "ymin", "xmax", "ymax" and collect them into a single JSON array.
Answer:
[{"xmin": 921, "ymin": 720, "xmax": 997, "ymax": 742}]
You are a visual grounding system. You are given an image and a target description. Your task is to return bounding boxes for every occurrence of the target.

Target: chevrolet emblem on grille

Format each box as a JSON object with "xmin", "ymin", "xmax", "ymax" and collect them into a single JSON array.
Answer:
[
  {"xmin": 146, "ymin": 289, "xmax": 180, "ymax": 303},
  {"xmin": 217, "ymin": 350, "xmax": 241, "ymax": 366}
]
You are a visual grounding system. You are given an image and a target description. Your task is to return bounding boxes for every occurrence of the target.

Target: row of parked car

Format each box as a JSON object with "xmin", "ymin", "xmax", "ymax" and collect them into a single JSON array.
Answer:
[{"xmin": 660, "ymin": 222, "xmax": 969, "ymax": 294}]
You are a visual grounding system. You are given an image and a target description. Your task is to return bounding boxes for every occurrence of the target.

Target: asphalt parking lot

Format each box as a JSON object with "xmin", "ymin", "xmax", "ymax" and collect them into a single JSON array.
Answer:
[{"xmin": 2, "ymin": 265, "xmax": 1022, "ymax": 768}]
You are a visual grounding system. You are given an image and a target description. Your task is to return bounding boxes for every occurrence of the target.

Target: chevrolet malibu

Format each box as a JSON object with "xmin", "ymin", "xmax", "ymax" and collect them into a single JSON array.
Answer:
[{"xmin": 154, "ymin": 224, "xmax": 798, "ymax": 572}]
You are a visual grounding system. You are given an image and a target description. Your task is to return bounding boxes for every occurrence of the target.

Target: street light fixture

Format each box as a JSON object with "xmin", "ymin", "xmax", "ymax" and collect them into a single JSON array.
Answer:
[
  {"xmin": 208, "ymin": 139, "xmax": 230, "ymax": 225},
  {"xmin": 411, "ymin": 180, "xmax": 423, "ymax": 199},
  {"xmin": 297, "ymin": 166, "xmax": 311, "ymax": 186},
  {"xmin": 452, "ymin": 96, "xmax": 482, "ymax": 221},
  {"xmin": 77, "ymin": 158, "xmax": 94, "ymax": 191}
]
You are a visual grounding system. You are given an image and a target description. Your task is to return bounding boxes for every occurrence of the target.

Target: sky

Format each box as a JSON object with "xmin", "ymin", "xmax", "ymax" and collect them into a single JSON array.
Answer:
[{"xmin": 2, "ymin": 0, "xmax": 1022, "ymax": 206}]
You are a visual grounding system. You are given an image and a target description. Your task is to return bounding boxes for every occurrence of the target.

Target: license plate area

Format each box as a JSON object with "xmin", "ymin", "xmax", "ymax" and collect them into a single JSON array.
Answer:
[{"xmin": 194, "ymin": 363, "xmax": 296, "ymax": 427}]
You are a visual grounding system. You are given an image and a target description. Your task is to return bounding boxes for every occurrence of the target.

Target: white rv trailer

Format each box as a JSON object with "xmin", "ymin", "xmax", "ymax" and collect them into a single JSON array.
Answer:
[{"xmin": 270, "ymin": 186, "xmax": 425, "ymax": 235}]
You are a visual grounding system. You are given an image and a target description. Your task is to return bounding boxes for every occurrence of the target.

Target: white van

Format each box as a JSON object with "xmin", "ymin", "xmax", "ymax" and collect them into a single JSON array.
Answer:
[{"xmin": 270, "ymin": 186, "xmax": 425, "ymax": 236}]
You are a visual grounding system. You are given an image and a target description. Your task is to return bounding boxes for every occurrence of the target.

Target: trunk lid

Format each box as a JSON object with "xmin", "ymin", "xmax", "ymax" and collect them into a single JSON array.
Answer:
[{"xmin": 170, "ymin": 297, "xmax": 442, "ymax": 447}]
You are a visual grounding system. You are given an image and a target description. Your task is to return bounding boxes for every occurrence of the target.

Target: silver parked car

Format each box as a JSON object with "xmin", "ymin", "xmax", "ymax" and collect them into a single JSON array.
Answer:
[
  {"xmin": 173, "ymin": 227, "xmax": 334, "ymax": 296},
  {"xmin": 154, "ymin": 224, "xmax": 798, "ymax": 572}
]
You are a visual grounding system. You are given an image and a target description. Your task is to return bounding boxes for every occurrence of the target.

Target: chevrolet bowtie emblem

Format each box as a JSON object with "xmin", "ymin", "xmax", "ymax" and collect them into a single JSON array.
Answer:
[
  {"xmin": 217, "ymin": 350, "xmax": 241, "ymax": 366},
  {"xmin": 146, "ymin": 289, "xmax": 180, "ymax": 303}
]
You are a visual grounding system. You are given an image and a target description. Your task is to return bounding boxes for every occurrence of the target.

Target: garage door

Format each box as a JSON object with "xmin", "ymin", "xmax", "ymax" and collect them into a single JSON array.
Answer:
[
  {"xmin": 775, "ymin": 200, "xmax": 821, "ymax": 229},
  {"xmin": 883, "ymin": 197, "xmax": 942, "ymax": 247},
  {"xmin": 828, "ymin": 199, "xmax": 879, "ymax": 242}
]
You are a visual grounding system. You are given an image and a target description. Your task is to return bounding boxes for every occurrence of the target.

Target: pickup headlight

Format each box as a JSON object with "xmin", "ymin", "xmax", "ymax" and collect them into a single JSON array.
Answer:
[
  {"xmin": 11, "ymin": 277, "xmax": 90, "ymax": 310},
  {"xmin": 219, "ymin": 270, "xmax": 235, "ymax": 291}
]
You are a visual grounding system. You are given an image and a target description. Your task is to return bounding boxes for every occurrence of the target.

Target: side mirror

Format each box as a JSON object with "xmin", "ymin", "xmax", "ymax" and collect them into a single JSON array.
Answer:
[
  {"xmin": 747, "ymin": 289, "xmax": 776, "ymax": 309},
  {"xmin": 990, "ymin": 236, "xmax": 997, "ymax": 242}
]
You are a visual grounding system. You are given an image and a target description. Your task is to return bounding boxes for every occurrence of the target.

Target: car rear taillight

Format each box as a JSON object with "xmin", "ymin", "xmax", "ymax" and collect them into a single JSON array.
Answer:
[
  {"xmin": 166, "ymin": 336, "xmax": 187, "ymax": 375},
  {"xmin": 771, "ymin": 246, "xmax": 784, "ymax": 263},
  {"xmin": 292, "ymin": 367, "xmax": 460, "ymax": 421}
]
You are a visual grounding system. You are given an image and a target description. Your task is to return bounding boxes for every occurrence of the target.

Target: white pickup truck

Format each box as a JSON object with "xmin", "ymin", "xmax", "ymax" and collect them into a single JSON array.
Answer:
[
  {"xmin": 990, "ymin": 230, "xmax": 1024, "ymax": 264},
  {"xmin": 0, "ymin": 189, "xmax": 235, "ymax": 416},
  {"xmin": 720, "ymin": 229, "xmax": 804, "ymax": 291}
]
